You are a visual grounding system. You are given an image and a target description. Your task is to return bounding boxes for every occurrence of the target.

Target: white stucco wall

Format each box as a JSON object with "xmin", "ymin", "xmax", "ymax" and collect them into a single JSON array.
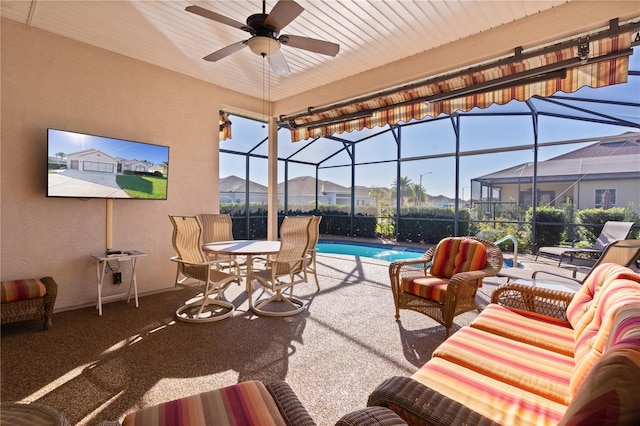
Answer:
[{"xmin": 0, "ymin": 19, "xmax": 254, "ymax": 311}]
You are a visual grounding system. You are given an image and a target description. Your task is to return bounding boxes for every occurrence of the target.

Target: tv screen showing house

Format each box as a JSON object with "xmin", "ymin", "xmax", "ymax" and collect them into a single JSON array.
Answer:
[{"xmin": 47, "ymin": 128, "xmax": 169, "ymax": 200}]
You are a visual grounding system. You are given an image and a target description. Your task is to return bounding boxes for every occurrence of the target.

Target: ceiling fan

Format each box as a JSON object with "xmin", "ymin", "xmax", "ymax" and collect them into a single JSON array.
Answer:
[{"xmin": 186, "ymin": 0, "xmax": 340, "ymax": 75}]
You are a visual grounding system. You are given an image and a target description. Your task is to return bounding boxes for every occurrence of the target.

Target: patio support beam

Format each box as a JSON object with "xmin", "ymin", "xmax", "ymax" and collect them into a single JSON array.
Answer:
[
  {"xmin": 452, "ymin": 115, "xmax": 461, "ymax": 236},
  {"xmin": 267, "ymin": 116, "xmax": 278, "ymax": 241},
  {"xmin": 350, "ymin": 144, "xmax": 356, "ymax": 236},
  {"xmin": 394, "ymin": 127, "xmax": 401, "ymax": 241}
]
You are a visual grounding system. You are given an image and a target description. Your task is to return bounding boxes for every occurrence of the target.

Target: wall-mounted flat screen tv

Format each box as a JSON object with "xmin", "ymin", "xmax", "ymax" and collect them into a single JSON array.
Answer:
[{"xmin": 47, "ymin": 128, "xmax": 169, "ymax": 200}]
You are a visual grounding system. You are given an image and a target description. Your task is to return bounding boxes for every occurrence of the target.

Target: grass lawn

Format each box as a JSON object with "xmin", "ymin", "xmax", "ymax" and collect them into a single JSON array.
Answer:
[{"xmin": 116, "ymin": 175, "xmax": 167, "ymax": 199}]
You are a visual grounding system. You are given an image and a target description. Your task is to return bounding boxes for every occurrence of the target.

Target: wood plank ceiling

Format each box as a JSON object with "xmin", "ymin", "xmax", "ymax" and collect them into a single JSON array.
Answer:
[{"xmin": 2, "ymin": 0, "xmax": 571, "ymax": 104}]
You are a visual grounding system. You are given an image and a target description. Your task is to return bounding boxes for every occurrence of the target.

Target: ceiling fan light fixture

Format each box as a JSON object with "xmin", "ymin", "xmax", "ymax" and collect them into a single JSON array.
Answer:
[{"xmin": 247, "ymin": 36, "xmax": 280, "ymax": 56}]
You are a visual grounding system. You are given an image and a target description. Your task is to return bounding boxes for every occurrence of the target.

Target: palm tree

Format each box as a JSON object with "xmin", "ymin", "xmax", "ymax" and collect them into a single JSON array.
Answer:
[
  {"xmin": 390, "ymin": 176, "xmax": 413, "ymax": 206},
  {"xmin": 369, "ymin": 187, "xmax": 386, "ymax": 212},
  {"xmin": 411, "ymin": 183, "xmax": 426, "ymax": 206}
]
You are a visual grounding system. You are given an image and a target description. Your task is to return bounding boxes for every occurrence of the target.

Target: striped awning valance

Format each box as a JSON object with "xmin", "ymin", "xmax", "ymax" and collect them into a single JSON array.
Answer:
[
  {"xmin": 219, "ymin": 110, "xmax": 232, "ymax": 141},
  {"xmin": 283, "ymin": 27, "xmax": 634, "ymax": 143}
]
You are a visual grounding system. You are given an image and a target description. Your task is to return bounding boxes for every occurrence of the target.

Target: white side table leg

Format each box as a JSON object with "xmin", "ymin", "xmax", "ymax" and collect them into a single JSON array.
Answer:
[
  {"xmin": 96, "ymin": 260, "xmax": 107, "ymax": 316},
  {"xmin": 127, "ymin": 257, "xmax": 140, "ymax": 308}
]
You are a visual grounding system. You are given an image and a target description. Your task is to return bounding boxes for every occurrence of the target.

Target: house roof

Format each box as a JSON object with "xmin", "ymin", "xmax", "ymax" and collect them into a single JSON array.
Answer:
[
  {"xmin": 220, "ymin": 175, "xmax": 268, "ymax": 193},
  {"xmin": 474, "ymin": 133, "xmax": 640, "ymax": 184},
  {"xmin": 67, "ymin": 149, "xmax": 117, "ymax": 162},
  {"xmin": 549, "ymin": 133, "xmax": 640, "ymax": 160},
  {"xmin": 277, "ymin": 176, "xmax": 370, "ymax": 197}
]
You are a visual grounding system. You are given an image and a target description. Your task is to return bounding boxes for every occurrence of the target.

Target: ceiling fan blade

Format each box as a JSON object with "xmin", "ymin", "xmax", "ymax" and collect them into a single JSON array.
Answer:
[
  {"xmin": 203, "ymin": 40, "xmax": 248, "ymax": 62},
  {"xmin": 186, "ymin": 5, "xmax": 250, "ymax": 32},
  {"xmin": 268, "ymin": 50, "xmax": 290, "ymax": 75},
  {"xmin": 264, "ymin": 0, "xmax": 304, "ymax": 32},
  {"xmin": 279, "ymin": 35, "xmax": 340, "ymax": 57}
]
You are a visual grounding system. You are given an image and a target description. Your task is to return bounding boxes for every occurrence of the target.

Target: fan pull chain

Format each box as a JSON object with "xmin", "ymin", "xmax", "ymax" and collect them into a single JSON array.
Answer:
[{"xmin": 262, "ymin": 54, "xmax": 266, "ymax": 128}]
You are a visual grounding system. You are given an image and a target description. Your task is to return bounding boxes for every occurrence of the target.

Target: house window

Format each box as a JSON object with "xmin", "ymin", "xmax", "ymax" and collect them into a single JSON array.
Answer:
[
  {"xmin": 595, "ymin": 189, "xmax": 616, "ymax": 209},
  {"xmin": 538, "ymin": 191, "xmax": 555, "ymax": 207}
]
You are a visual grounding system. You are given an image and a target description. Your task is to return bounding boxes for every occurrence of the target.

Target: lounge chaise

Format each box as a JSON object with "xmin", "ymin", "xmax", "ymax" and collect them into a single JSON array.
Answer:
[{"xmin": 536, "ymin": 220, "xmax": 634, "ymax": 266}]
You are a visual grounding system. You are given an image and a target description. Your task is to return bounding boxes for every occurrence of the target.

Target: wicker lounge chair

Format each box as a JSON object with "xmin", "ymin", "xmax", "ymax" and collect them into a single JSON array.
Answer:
[
  {"xmin": 536, "ymin": 221, "xmax": 634, "ymax": 266},
  {"xmin": 389, "ymin": 236, "xmax": 503, "ymax": 337}
]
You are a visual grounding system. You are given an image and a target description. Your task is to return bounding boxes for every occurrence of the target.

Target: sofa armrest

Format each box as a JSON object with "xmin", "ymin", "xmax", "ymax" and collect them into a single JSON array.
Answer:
[
  {"xmin": 336, "ymin": 406, "xmax": 408, "ymax": 426},
  {"xmin": 265, "ymin": 380, "xmax": 317, "ymax": 426},
  {"xmin": 367, "ymin": 376, "xmax": 499, "ymax": 426},
  {"xmin": 491, "ymin": 282, "xmax": 574, "ymax": 320}
]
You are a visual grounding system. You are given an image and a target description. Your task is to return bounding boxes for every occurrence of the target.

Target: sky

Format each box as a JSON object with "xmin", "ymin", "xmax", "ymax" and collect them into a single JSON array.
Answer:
[{"xmin": 48, "ymin": 128, "xmax": 170, "ymax": 166}]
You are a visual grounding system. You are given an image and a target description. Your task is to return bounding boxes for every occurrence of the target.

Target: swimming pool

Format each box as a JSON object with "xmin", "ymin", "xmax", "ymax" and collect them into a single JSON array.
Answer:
[
  {"xmin": 316, "ymin": 241, "xmax": 522, "ymax": 268},
  {"xmin": 316, "ymin": 242, "xmax": 424, "ymax": 262}
]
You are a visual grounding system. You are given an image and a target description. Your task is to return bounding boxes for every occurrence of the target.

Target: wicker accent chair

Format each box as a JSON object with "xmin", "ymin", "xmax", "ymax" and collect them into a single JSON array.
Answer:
[
  {"xmin": 251, "ymin": 216, "xmax": 312, "ymax": 316},
  {"xmin": 389, "ymin": 236, "xmax": 503, "ymax": 337},
  {"xmin": 1, "ymin": 277, "xmax": 58, "ymax": 330},
  {"xmin": 169, "ymin": 215, "xmax": 238, "ymax": 322}
]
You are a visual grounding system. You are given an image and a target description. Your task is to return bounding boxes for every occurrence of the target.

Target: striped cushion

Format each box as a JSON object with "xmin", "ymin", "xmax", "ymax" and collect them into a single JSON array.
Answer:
[
  {"xmin": 560, "ymin": 343, "xmax": 640, "ymax": 425},
  {"xmin": 1, "ymin": 279, "xmax": 46, "ymax": 303},
  {"xmin": 432, "ymin": 327, "xmax": 574, "ymax": 405},
  {"xmin": 411, "ymin": 357, "xmax": 567, "ymax": 426},
  {"xmin": 569, "ymin": 267, "xmax": 640, "ymax": 396},
  {"xmin": 400, "ymin": 276, "xmax": 448, "ymax": 302},
  {"xmin": 566, "ymin": 263, "xmax": 632, "ymax": 335},
  {"xmin": 470, "ymin": 304, "xmax": 575, "ymax": 357},
  {"xmin": 430, "ymin": 238, "xmax": 487, "ymax": 279},
  {"xmin": 122, "ymin": 381, "xmax": 286, "ymax": 426}
]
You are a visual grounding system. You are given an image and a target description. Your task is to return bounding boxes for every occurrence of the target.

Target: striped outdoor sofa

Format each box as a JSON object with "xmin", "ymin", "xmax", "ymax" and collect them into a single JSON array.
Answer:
[{"xmin": 365, "ymin": 262, "xmax": 640, "ymax": 426}]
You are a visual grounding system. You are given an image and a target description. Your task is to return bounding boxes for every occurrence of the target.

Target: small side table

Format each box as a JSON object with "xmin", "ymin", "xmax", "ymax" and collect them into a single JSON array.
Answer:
[{"xmin": 91, "ymin": 250, "xmax": 147, "ymax": 316}]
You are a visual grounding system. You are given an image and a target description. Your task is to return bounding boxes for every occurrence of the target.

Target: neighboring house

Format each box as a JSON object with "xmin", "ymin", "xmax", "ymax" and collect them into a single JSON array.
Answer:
[
  {"xmin": 471, "ymin": 133, "xmax": 640, "ymax": 211},
  {"xmin": 121, "ymin": 159, "xmax": 150, "ymax": 173},
  {"xmin": 220, "ymin": 175, "xmax": 268, "ymax": 204},
  {"xmin": 220, "ymin": 175, "xmax": 372, "ymax": 206},
  {"xmin": 279, "ymin": 176, "xmax": 371, "ymax": 206},
  {"xmin": 221, "ymin": 174, "xmax": 462, "ymax": 208},
  {"xmin": 66, "ymin": 149, "xmax": 118, "ymax": 174}
]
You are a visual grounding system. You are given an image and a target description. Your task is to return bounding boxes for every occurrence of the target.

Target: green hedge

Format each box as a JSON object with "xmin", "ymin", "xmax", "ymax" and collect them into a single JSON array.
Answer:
[
  {"xmin": 526, "ymin": 206, "xmax": 566, "ymax": 249},
  {"xmin": 221, "ymin": 202, "xmax": 636, "ymax": 251},
  {"xmin": 396, "ymin": 208, "xmax": 470, "ymax": 244}
]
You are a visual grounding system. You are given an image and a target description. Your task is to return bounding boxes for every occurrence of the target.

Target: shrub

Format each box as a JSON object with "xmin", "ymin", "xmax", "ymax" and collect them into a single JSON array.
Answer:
[{"xmin": 526, "ymin": 206, "xmax": 566, "ymax": 250}]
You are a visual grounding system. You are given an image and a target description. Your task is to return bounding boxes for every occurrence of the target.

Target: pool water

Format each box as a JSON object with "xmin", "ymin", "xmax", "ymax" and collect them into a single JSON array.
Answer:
[
  {"xmin": 316, "ymin": 242, "xmax": 424, "ymax": 262},
  {"xmin": 316, "ymin": 241, "xmax": 523, "ymax": 268}
]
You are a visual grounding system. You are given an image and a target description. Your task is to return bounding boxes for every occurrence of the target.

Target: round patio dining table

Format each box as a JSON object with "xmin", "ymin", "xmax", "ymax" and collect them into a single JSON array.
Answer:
[{"xmin": 202, "ymin": 239, "xmax": 281, "ymax": 312}]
